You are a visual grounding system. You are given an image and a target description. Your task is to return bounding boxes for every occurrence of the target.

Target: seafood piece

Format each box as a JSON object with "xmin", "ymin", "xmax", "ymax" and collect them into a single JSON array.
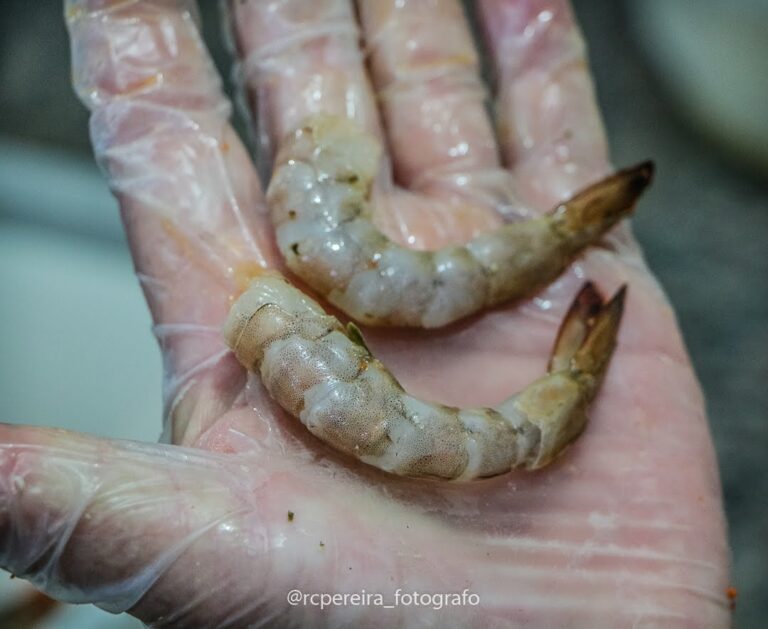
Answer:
[
  {"xmin": 224, "ymin": 274, "xmax": 625, "ymax": 480},
  {"xmin": 267, "ymin": 114, "xmax": 651, "ymax": 328}
]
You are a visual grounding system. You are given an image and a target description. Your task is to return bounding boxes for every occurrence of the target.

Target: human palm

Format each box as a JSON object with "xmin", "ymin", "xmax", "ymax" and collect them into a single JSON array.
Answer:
[{"xmin": 0, "ymin": 0, "xmax": 729, "ymax": 626}]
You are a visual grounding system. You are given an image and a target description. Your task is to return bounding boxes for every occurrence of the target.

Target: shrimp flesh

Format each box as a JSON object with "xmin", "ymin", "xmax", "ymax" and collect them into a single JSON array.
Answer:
[
  {"xmin": 224, "ymin": 274, "xmax": 625, "ymax": 480},
  {"xmin": 267, "ymin": 114, "xmax": 651, "ymax": 328}
]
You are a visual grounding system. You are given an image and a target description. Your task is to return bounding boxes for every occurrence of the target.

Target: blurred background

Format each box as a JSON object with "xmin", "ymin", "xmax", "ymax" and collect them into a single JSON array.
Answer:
[{"xmin": 0, "ymin": 0, "xmax": 766, "ymax": 626}]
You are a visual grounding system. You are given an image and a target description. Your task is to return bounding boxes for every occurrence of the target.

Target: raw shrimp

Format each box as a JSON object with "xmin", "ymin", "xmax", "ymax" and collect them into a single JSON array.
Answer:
[
  {"xmin": 224, "ymin": 274, "xmax": 625, "ymax": 480},
  {"xmin": 267, "ymin": 114, "xmax": 651, "ymax": 328}
]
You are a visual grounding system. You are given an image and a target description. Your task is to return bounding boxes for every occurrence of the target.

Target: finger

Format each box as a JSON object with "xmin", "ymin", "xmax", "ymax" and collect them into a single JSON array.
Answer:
[
  {"xmin": 68, "ymin": 0, "xmax": 277, "ymax": 323},
  {"xmin": 357, "ymin": 0, "xmax": 503, "ymax": 195},
  {"xmin": 477, "ymin": 0, "xmax": 610, "ymax": 210},
  {"xmin": 67, "ymin": 1, "xmax": 281, "ymax": 443},
  {"xmin": 229, "ymin": 0, "xmax": 382, "ymax": 166},
  {"xmin": 0, "ymin": 424, "xmax": 270, "ymax": 625}
]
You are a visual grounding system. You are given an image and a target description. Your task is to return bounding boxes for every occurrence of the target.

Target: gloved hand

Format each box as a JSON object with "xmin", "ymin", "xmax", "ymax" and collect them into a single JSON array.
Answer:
[{"xmin": 0, "ymin": 1, "xmax": 730, "ymax": 626}]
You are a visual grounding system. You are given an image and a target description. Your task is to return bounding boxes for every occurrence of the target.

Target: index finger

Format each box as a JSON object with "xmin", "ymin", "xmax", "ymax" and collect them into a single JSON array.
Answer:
[{"xmin": 66, "ymin": 0, "xmax": 279, "ymax": 441}]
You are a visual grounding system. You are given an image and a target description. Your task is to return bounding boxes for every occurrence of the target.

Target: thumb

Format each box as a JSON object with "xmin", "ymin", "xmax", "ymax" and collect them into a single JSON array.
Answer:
[{"xmin": 0, "ymin": 424, "xmax": 274, "ymax": 625}]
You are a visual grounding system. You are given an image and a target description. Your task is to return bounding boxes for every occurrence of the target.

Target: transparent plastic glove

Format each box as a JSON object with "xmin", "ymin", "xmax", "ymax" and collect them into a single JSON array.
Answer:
[{"xmin": 0, "ymin": 1, "xmax": 730, "ymax": 626}]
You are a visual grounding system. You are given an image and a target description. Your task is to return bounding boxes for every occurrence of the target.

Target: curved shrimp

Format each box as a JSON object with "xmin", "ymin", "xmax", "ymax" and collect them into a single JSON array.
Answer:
[
  {"xmin": 267, "ymin": 114, "xmax": 651, "ymax": 328},
  {"xmin": 224, "ymin": 274, "xmax": 625, "ymax": 480}
]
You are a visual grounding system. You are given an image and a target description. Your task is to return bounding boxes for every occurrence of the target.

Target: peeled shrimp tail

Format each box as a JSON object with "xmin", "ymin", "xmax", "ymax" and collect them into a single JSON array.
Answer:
[
  {"xmin": 223, "ymin": 275, "xmax": 626, "ymax": 480},
  {"xmin": 268, "ymin": 114, "xmax": 651, "ymax": 328}
]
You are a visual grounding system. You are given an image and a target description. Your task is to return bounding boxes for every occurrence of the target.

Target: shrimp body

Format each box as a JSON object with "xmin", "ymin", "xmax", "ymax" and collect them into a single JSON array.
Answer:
[
  {"xmin": 267, "ymin": 114, "xmax": 651, "ymax": 328},
  {"xmin": 224, "ymin": 275, "xmax": 625, "ymax": 480}
]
